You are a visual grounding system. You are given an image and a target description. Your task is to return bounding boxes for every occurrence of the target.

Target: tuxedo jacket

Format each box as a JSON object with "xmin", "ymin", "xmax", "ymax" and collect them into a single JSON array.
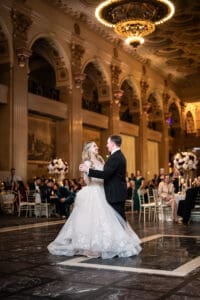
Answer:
[{"xmin": 88, "ymin": 150, "xmax": 127, "ymax": 204}]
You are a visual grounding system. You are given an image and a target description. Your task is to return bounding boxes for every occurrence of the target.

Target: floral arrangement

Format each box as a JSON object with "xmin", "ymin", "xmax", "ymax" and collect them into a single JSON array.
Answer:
[
  {"xmin": 48, "ymin": 158, "xmax": 68, "ymax": 175},
  {"xmin": 173, "ymin": 152, "xmax": 198, "ymax": 171}
]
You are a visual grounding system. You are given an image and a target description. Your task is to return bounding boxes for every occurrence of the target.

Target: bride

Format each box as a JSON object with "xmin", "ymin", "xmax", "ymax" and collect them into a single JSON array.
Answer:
[{"xmin": 48, "ymin": 141, "xmax": 141, "ymax": 259}]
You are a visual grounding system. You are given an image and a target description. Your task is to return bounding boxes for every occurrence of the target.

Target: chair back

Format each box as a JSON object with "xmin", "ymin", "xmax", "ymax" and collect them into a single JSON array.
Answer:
[
  {"xmin": 26, "ymin": 190, "xmax": 36, "ymax": 203},
  {"xmin": 147, "ymin": 188, "xmax": 155, "ymax": 204},
  {"xmin": 138, "ymin": 189, "xmax": 146, "ymax": 206}
]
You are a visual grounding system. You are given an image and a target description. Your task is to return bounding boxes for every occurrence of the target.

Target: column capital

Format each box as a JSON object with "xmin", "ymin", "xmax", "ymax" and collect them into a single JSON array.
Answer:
[
  {"xmin": 73, "ymin": 73, "xmax": 86, "ymax": 89},
  {"xmin": 71, "ymin": 42, "xmax": 85, "ymax": 75},
  {"xmin": 110, "ymin": 64, "xmax": 121, "ymax": 90},
  {"xmin": 16, "ymin": 47, "xmax": 32, "ymax": 67},
  {"xmin": 11, "ymin": 8, "xmax": 32, "ymax": 46},
  {"xmin": 162, "ymin": 92, "xmax": 170, "ymax": 110},
  {"xmin": 140, "ymin": 79, "xmax": 149, "ymax": 95},
  {"xmin": 11, "ymin": 7, "xmax": 32, "ymax": 68},
  {"xmin": 113, "ymin": 89, "xmax": 123, "ymax": 105}
]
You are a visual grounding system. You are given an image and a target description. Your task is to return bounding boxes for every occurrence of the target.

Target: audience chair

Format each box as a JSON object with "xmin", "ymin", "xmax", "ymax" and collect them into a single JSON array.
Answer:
[
  {"xmin": 154, "ymin": 189, "xmax": 172, "ymax": 222},
  {"xmin": 0, "ymin": 191, "xmax": 15, "ymax": 214},
  {"xmin": 125, "ymin": 199, "xmax": 134, "ymax": 214},
  {"xmin": 138, "ymin": 189, "xmax": 155, "ymax": 223},
  {"xmin": 18, "ymin": 191, "xmax": 28, "ymax": 217},
  {"xmin": 25, "ymin": 190, "xmax": 41, "ymax": 217}
]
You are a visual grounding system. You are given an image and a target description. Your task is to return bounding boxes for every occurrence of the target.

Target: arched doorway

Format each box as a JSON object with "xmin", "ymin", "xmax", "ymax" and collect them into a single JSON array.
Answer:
[{"xmin": 27, "ymin": 37, "xmax": 69, "ymax": 179}]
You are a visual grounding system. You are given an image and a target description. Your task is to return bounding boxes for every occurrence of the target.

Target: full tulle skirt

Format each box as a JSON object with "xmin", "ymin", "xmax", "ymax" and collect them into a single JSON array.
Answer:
[{"xmin": 48, "ymin": 184, "xmax": 142, "ymax": 259}]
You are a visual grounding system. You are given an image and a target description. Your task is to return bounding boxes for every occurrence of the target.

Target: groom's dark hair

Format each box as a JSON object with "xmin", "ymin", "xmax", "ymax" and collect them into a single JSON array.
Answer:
[{"xmin": 110, "ymin": 135, "xmax": 122, "ymax": 147}]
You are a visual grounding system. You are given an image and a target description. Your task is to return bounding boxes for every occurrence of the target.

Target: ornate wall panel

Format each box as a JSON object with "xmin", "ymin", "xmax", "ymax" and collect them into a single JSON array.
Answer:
[
  {"xmin": 28, "ymin": 114, "xmax": 56, "ymax": 162},
  {"xmin": 147, "ymin": 140, "xmax": 159, "ymax": 181},
  {"xmin": 121, "ymin": 134, "xmax": 136, "ymax": 176},
  {"xmin": 82, "ymin": 126, "xmax": 101, "ymax": 153}
]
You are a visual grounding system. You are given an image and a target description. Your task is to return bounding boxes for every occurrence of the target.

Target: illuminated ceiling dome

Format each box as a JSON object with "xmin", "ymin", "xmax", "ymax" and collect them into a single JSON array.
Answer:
[{"xmin": 95, "ymin": 0, "xmax": 175, "ymax": 47}]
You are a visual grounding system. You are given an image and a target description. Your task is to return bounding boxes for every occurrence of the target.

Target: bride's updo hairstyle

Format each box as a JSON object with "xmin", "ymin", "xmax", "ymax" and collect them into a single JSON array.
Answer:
[{"xmin": 82, "ymin": 141, "xmax": 104, "ymax": 165}]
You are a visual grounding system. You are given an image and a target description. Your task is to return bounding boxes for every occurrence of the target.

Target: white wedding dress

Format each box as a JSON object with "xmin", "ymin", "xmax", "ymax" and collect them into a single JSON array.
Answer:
[{"xmin": 48, "ymin": 160, "xmax": 142, "ymax": 259}]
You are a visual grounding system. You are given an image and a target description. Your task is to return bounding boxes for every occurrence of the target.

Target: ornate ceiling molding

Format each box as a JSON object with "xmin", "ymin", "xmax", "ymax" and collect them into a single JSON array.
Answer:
[{"xmin": 42, "ymin": 0, "xmax": 200, "ymax": 100}]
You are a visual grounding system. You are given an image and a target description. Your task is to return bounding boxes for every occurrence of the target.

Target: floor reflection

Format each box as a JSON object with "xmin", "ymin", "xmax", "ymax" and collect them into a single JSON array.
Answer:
[{"xmin": 0, "ymin": 215, "xmax": 200, "ymax": 299}]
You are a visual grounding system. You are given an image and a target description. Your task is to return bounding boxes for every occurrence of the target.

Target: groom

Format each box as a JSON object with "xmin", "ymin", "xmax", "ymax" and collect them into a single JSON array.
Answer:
[{"xmin": 79, "ymin": 135, "xmax": 127, "ymax": 220}]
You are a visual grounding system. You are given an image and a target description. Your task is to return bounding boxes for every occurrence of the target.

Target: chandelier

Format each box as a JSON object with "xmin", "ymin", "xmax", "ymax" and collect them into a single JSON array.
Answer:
[{"xmin": 95, "ymin": 0, "xmax": 175, "ymax": 47}]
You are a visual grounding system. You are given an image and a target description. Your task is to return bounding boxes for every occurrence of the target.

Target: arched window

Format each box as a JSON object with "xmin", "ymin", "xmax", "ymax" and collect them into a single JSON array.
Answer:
[
  {"xmin": 82, "ymin": 62, "xmax": 103, "ymax": 114},
  {"xmin": 28, "ymin": 38, "xmax": 60, "ymax": 101},
  {"xmin": 120, "ymin": 80, "xmax": 139, "ymax": 125},
  {"xmin": 186, "ymin": 111, "xmax": 195, "ymax": 134}
]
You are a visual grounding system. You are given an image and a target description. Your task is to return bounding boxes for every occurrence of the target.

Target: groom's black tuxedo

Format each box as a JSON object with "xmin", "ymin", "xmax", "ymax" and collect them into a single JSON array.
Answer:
[{"xmin": 88, "ymin": 150, "xmax": 127, "ymax": 219}]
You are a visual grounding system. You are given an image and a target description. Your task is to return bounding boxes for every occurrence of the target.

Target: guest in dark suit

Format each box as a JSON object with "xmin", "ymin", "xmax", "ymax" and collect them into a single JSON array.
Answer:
[
  {"xmin": 177, "ymin": 186, "xmax": 200, "ymax": 224},
  {"xmin": 79, "ymin": 135, "xmax": 127, "ymax": 220},
  {"xmin": 28, "ymin": 177, "xmax": 41, "ymax": 192},
  {"xmin": 57, "ymin": 182, "xmax": 76, "ymax": 218}
]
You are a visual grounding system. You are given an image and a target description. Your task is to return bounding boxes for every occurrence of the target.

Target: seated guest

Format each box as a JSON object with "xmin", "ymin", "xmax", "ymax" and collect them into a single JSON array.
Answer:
[
  {"xmin": 177, "ymin": 184, "xmax": 200, "ymax": 225},
  {"xmin": 78, "ymin": 176, "xmax": 85, "ymax": 188},
  {"xmin": 15, "ymin": 180, "xmax": 27, "ymax": 212},
  {"xmin": 69, "ymin": 179, "xmax": 81, "ymax": 192},
  {"xmin": 29, "ymin": 177, "xmax": 41, "ymax": 193},
  {"xmin": 57, "ymin": 181, "xmax": 76, "ymax": 218},
  {"xmin": 40, "ymin": 179, "xmax": 54, "ymax": 203},
  {"xmin": 6, "ymin": 167, "xmax": 22, "ymax": 190},
  {"xmin": 127, "ymin": 180, "xmax": 134, "ymax": 200},
  {"xmin": 172, "ymin": 169, "xmax": 180, "ymax": 194},
  {"xmin": 157, "ymin": 168, "xmax": 165, "ymax": 185},
  {"xmin": 158, "ymin": 174, "xmax": 178, "ymax": 222}
]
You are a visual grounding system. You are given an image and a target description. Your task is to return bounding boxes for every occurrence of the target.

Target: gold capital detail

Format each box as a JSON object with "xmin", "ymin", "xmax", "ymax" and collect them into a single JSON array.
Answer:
[
  {"xmin": 71, "ymin": 43, "xmax": 85, "ymax": 74},
  {"xmin": 11, "ymin": 8, "xmax": 32, "ymax": 43},
  {"xmin": 110, "ymin": 64, "xmax": 121, "ymax": 89}
]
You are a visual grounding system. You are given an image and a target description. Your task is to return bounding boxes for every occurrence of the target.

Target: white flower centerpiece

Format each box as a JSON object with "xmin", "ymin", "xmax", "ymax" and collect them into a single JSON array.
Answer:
[
  {"xmin": 173, "ymin": 152, "xmax": 198, "ymax": 188},
  {"xmin": 48, "ymin": 158, "xmax": 68, "ymax": 184}
]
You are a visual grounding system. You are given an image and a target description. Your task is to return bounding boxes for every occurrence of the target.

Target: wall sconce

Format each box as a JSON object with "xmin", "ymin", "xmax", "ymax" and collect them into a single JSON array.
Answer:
[
  {"xmin": 16, "ymin": 48, "xmax": 32, "ymax": 68},
  {"xmin": 74, "ymin": 73, "xmax": 86, "ymax": 88},
  {"xmin": 113, "ymin": 89, "xmax": 124, "ymax": 104}
]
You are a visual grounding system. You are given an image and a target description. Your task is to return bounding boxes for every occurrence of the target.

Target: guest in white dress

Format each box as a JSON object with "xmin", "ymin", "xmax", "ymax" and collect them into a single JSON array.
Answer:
[
  {"xmin": 158, "ymin": 174, "xmax": 178, "ymax": 221},
  {"xmin": 47, "ymin": 141, "xmax": 141, "ymax": 259}
]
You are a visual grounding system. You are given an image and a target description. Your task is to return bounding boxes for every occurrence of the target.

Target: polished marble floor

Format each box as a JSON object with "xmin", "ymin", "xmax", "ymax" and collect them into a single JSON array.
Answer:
[{"xmin": 0, "ymin": 213, "xmax": 200, "ymax": 299}]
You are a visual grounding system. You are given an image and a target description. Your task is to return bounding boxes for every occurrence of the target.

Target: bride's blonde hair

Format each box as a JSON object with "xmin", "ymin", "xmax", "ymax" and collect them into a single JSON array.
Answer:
[{"xmin": 82, "ymin": 141, "xmax": 104, "ymax": 166}]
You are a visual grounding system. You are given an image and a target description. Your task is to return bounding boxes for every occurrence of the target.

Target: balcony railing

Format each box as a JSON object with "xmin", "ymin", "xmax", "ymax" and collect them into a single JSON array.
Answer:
[{"xmin": 28, "ymin": 79, "xmax": 60, "ymax": 101}]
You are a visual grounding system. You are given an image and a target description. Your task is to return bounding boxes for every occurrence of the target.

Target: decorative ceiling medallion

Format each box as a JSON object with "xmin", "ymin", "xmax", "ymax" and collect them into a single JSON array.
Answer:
[{"xmin": 95, "ymin": 0, "xmax": 175, "ymax": 47}]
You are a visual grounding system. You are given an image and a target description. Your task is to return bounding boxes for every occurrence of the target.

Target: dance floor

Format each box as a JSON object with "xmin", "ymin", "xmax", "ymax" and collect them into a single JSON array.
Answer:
[{"xmin": 0, "ymin": 214, "xmax": 200, "ymax": 299}]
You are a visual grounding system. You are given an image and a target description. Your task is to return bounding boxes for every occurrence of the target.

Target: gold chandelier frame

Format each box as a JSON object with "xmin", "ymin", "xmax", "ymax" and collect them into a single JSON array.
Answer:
[{"xmin": 95, "ymin": 0, "xmax": 175, "ymax": 47}]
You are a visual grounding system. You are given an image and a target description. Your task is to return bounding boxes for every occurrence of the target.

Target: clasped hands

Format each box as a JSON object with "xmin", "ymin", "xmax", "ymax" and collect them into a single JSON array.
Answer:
[{"xmin": 79, "ymin": 163, "xmax": 89, "ymax": 173}]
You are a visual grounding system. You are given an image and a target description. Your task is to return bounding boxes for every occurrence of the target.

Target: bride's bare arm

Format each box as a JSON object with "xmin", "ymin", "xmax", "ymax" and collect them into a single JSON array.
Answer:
[{"xmin": 82, "ymin": 160, "xmax": 91, "ymax": 185}]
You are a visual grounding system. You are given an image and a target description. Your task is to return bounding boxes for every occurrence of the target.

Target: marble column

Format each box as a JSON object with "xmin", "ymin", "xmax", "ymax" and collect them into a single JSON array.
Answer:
[
  {"xmin": 139, "ymin": 76, "xmax": 149, "ymax": 176},
  {"xmin": 11, "ymin": 58, "xmax": 29, "ymax": 181},
  {"xmin": 109, "ymin": 64, "xmax": 123, "ymax": 135},
  {"xmin": 10, "ymin": 6, "xmax": 32, "ymax": 181},
  {"xmin": 68, "ymin": 82, "xmax": 83, "ymax": 178},
  {"xmin": 70, "ymin": 41, "xmax": 85, "ymax": 178},
  {"xmin": 161, "ymin": 113, "xmax": 170, "ymax": 172},
  {"xmin": 161, "ymin": 92, "xmax": 170, "ymax": 172},
  {"xmin": 179, "ymin": 101, "xmax": 186, "ymax": 150},
  {"xmin": 139, "ymin": 105, "xmax": 149, "ymax": 176},
  {"xmin": 55, "ymin": 86, "xmax": 69, "ymax": 165}
]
